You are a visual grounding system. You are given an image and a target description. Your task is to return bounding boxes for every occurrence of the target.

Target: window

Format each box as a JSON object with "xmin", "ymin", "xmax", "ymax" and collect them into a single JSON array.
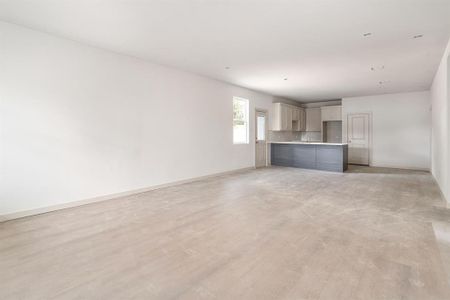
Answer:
[
  {"xmin": 233, "ymin": 97, "xmax": 249, "ymax": 144},
  {"xmin": 256, "ymin": 114, "xmax": 266, "ymax": 141}
]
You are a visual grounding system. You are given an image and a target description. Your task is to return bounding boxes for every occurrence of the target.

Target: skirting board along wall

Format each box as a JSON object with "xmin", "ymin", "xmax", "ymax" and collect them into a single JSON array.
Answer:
[
  {"xmin": 368, "ymin": 163, "xmax": 430, "ymax": 172},
  {"xmin": 0, "ymin": 167, "xmax": 255, "ymax": 222}
]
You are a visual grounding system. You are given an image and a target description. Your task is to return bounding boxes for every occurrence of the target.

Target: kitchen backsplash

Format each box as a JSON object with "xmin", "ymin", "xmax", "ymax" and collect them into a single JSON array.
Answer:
[
  {"xmin": 269, "ymin": 131, "xmax": 322, "ymax": 142},
  {"xmin": 300, "ymin": 131, "xmax": 322, "ymax": 142},
  {"xmin": 268, "ymin": 131, "xmax": 301, "ymax": 142}
]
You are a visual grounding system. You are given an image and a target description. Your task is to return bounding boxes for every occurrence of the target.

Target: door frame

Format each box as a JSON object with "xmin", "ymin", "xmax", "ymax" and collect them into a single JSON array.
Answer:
[
  {"xmin": 346, "ymin": 112, "xmax": 373, "ymax": 166},
  {"xmin": 255, "ymin": 108, "xmax": 269, "ymax": 167}
]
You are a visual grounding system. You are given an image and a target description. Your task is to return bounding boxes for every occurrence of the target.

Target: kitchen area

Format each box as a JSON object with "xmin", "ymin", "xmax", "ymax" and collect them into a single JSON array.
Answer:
[{"xmin": 269, "ymin": 102, "xmax": 348, "ymax": 172}]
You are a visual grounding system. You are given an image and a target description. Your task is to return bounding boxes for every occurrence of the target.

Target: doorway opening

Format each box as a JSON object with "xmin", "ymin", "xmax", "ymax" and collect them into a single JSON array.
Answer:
[
  {"xmin": 255, "ymin": 109, "xmax": 268, "ymax": 168},
  {"xmin": 347, "ymin": 113, "xmax": 372, "ymax": 166}
]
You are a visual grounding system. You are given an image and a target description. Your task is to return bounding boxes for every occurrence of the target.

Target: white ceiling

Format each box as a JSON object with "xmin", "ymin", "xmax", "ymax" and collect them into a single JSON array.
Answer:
[{"xmin": 1, "ymin": 0, "xmax": 449, "ymax": 102}]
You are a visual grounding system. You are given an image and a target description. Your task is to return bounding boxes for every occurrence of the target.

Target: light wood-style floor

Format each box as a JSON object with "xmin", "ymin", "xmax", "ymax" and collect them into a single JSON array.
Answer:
[{"xmin": 1, "ymin": 166, "xmax": 450, "ymax": 299}]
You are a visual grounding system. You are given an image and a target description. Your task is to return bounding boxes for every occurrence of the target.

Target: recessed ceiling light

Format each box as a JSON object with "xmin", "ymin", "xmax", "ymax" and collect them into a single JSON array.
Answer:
[
  {"xmin": 413, "ymin": 34, "xmax": 423, "ymax": 39},
  {"xmin": 378, "ymin": 80, "xmax": 391, "ymax": 85},
  {"xmin": 225, "ymin": 66, "xmax": 230, "ymax": 70},
  {"xmin": 363, "ymin": 32, "xmax": 372, "ymax": 37},
  {"xmin": 371, "ymin": 66, "xmax": 385, "ymax": 71},
  {"xmin": 284, "ymin": 78, "xmax": 288, "ymax": 81}
]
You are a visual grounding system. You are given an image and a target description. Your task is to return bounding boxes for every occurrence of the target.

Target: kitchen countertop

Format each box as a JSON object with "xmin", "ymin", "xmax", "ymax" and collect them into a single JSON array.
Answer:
[{"xmin": 269, "ymin": 141, "xmax": 348, "ymax": 146}]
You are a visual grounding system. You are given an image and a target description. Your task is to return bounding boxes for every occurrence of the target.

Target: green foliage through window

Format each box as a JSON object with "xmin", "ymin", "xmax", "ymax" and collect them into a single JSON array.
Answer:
[{"xmin": 233, "ymin": 97, "xmax": 249, "ymax": 144}]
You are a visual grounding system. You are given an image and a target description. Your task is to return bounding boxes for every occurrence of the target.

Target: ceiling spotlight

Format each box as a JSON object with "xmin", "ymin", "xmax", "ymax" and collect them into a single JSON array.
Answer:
[
  {"xmin": 363, "ymin": 32, "xmax": 372, "ymax": 37},
  {"xmin": 284, "ymin": 78, "xmax": 288, "ymax": 81},
  {"xmin": 371, "ymin": 66, "xmax": 385, "ymax": 71},
  {"xmin": 413, "ymin": 34, "xmax": 423, "ymax": 39},
  {"xmin": 378, "ymin": 80, "xmax": 390, "ymax": 85},
  {"xmin": 225, "ymin": 66, "xmax": 230, "ymax": 70}
]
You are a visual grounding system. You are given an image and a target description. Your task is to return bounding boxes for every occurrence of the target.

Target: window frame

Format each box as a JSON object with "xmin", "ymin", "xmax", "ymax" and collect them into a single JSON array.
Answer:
[
  {"xmin": 232, "ymin": 97, "xmax": 250, "ymax": 145},
  {"xmin": 256, "ymin": 112, "xmax": 266, "ymax": 142}
]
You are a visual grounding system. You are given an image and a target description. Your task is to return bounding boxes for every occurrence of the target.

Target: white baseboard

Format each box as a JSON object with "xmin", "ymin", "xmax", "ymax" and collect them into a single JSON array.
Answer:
[
  {"xmin": 0, "ymin": 167, "xmax": 255, "ymax": 222},
  {"xmin": 431, "ymin": 174, "xmax": 449, "ymax": 206},
  {"xmin": 369, "ymin": 163, "xmax": 430, "ymax": 172}
]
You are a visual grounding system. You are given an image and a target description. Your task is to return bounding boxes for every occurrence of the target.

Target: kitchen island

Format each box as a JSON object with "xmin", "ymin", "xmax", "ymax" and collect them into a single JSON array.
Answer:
[{"xmin": 270, "ymin": 141, "xmax": 348, "ymax": 172}]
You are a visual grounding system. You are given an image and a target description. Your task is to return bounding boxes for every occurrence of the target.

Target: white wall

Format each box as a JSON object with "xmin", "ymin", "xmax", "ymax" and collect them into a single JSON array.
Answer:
[
  {"xmin": 430, "ymin": 39, "xmax": 450, "ymax": 202},
  {"xmin": 342, "ymin": 91, "xmax": 431, "ymax": 170},
  {"xmin": 0, "ymin": 22, "xmax": 279, "ymax": 216}
]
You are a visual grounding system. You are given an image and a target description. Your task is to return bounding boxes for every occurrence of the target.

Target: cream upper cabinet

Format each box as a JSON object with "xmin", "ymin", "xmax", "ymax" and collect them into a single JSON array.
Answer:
[
  {"xmin": 272, "ymin": 103, "xmax": 290, "ymax": 131},
  {"xmin": 321, "ymin": 105, "xmax": 342, "ymax": 121},
  {"xmin": 292, "ymin": 108, "xmax": 299, "ymax": 121},
  {"xmin": 273, "ymin": 104, "xmax": 338, "ymax": 132},
  {"xmin": 305, "ymin": 108, "xmax": 321, "ymax": 132},
  {"xmin": 284, "ymin": 105, "xmax": 293, "ymax": 131},
  {"xmin": 272, "ymin": 103, "xmax": 283, "ymax": 131},
  {"xmin": 272, "ymin": 103, "xmax": 302, "ymax": 131},
  {"xmin": 292, "ymin": 107, "xmax": 305, "ymax": 132},
  {"xmin": 299, "ymin": 108, "xmax": 306, "ymax": 131}
]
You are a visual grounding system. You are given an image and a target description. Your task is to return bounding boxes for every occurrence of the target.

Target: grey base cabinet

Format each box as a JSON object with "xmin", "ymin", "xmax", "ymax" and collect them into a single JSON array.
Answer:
[{"xmin": 271, "ymin": 143, "xmax": 348, "ymax": 172}]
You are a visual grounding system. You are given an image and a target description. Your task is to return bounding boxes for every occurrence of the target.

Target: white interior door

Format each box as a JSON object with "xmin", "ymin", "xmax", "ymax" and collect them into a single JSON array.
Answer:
[
  {"xmin": 255, "ymin": 111, "xmax": 267, "ymax": 168},
  {"xmin": 347, "ymin": 113, "xmax": 370, "ymax": 165}
]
